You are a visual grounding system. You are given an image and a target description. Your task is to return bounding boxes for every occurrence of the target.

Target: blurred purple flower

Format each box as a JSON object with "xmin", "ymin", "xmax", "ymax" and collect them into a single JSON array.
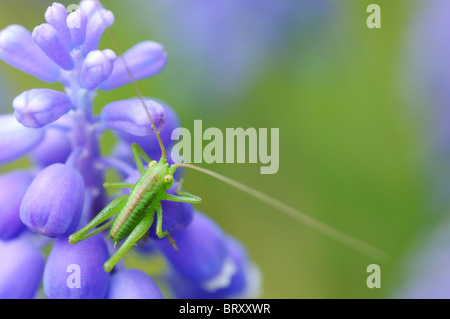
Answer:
[
  {"xmin": 0, "ymin": 237, "xmax": 45, "ymax": 299},
  {"xmin": 133, "ymin": 0, "xmax": 334, "ymax": 102},
  {"xmin": 107, "ymin": 269, "xmax": 164, "ymax": 299},
  {"xmin": 0, "ymin": 0, "xmax": 260, "ymax": 300}
]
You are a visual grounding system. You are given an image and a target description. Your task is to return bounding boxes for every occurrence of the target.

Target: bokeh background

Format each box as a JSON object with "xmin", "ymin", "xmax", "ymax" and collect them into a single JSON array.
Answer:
[{"xmin": 0, "ymin": 0, "xmax": 445, "ymax": 298}]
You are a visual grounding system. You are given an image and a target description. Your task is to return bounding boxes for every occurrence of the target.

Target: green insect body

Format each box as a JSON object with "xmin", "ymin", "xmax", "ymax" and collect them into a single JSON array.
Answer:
[{"xmin": 69, "ymin": 143, "xmax": 201, "ymax": 272}]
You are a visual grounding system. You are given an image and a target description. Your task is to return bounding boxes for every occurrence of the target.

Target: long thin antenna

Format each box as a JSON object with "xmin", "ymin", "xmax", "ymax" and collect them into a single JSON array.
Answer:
[
  {"xmin": 93, "ymin": 0, "xmax": 167, "ymax": 159},
  {"xmin": 172, "ymin": 163, "xmax": 389, "ymax": 262}
]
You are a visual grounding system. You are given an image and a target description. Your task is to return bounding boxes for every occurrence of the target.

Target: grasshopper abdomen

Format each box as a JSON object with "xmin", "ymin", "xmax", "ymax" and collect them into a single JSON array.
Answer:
[{"xmin": 109, "ymin": 162, "xmax": 170, "ymax": 243}]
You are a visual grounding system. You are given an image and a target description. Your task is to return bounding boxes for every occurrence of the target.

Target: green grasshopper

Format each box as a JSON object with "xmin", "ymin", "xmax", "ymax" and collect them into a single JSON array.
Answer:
[
  {"xmin": 69, "ymin": 0, "xmax": 389, "ymax": 273},
  {"xmin": 68, "ymin": 139, "xmax": 201, "ymax": 272}
]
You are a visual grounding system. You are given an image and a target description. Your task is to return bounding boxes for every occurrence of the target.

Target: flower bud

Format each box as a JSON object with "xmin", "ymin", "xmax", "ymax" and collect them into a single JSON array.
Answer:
[
  {"xmin": 155, "ymin": 212, "xmax": 229, "ymax": 285},
  {"xmin": 45, "ymin": 3, "xmax": 72, "ymax": 50},
  {"xmin": 0, "ymin": 171, "xmax": 34, "ymax": 240},
  {"xmin": 0, "ymin": 237, "xmax": 45, "ymax": 299},
  {"xmin": 82, "ymin": 9, "xmax": 114, "ymax": 56},
  {"xmin": 100, "ymin": 41, "xmax": 167, "ymax": 90},
  {"xmin": 116, "ymin": 101, "xmax": 180, "ymax": 159},
  {"xmin": 0, "ymin": 114, "xmax": 45, "ymax": 163},
  {"xmin": 20, "ymin": 163, "xmax": 84, "ymax": 237},
  {"xmin": 101, "ymin": 99, "xmax": 164, "ymax": 136},
  {"xmin": 0, "ymin": 25, "xmax": 60, "ymax": 82},
  {"xmin": 13, "ymin": 89, "xmax": 72, "ymax": 128},
  {"xmin": 107, "ymin": 269, "xmax": 164, "ymax": 299},
  {"xmin": 80, "ymin": 49, "xmax": 115, "ymax": 90},
  {"xmin": 30, "ymin": 128, "xmax": 72, "ymax": 168},
  {"xmin": 167, "ymin": 236, "xmax": 261, "ymax": 298},
  {"xmin": 43, "ymin": 234, "xmax": 109, "ymax": 299},
  {"xmin": 32, "ymin": 23, "xmax": 74, "ymax": 70},
  {"xmin": 67, "ymin": 9, "xmax": 88, "ymax": 47}
]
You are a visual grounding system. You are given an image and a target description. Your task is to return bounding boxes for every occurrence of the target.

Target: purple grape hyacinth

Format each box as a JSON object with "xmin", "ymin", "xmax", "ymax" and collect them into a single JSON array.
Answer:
[{"xmin": 0, "ymin": 0, "xmax": 260, "ymax": 299}]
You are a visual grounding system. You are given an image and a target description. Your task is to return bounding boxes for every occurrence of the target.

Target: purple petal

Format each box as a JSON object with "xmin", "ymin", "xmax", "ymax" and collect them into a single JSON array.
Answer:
[
  {"xmin": 13, "ymin": 89, "xmax": 72, "ymax": 128},
  {"xmin": 32, "ymin": 23, "xmax": 74, "ymax": 70},
  {"xmin": 30, "ymin": 128, "xmax": 72, "ymax": 167},
  {"xmin": 0, "ymin": 171, "xmax": 34, "ymax": 240},
  {"xmin": 82, "ymin": 9, "xmax": 114, "ymax": 56},
  {"xmin": 167, "ymin": 236, "xmax": 261, "ymax": 298},
  {"xmin": 0, "ymin": 237, "xmax": 45, "ymax": 299},
  {"xmin": 116, "ymin": 100, "xmax": 180, "ymax": 159},
  {"xmin": 0, "ymin": 25, "xmax": 60, "ymax": 82},
  {"xmin": 101, "ymin": 99, "xmax": 165, "ymax": 136},
  {"xmin": 100, "ymin": 41, "xmax": 167, "ymax": 90},
  {"xmin": 0, "ymin": 114, "xmax": 45, "ymax": 163},
  {"xmin": 67, "ymin": 9, "xmax": 88, "ymax": 47},
  {"xmin": 20, "ymin": 163, "xmax": 85, "ymax": 237},
  {"xmin": 44, "ymin": 234, "xmax": 110, "ymax": 299},
  {"xmin": 45, "ymin": 3, "xmax": 72, "ymax": 50},
  {"xmin": 80, "ymin": 49, "xmax": 115, "ymax": 90},
  {"xmin": 107, "ymin": 269, "xmax": 164, "ymax": 299},
  {"xmin": 155, "ymin": 211, "xmax": 228, "ymax": 284}
]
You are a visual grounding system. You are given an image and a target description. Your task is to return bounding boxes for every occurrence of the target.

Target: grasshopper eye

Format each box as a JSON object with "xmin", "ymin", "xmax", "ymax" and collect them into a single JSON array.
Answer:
[
  {"xmin": 148, "ymin": 160, "xmax": 157, "ymax": 168},
  {"xmin": 164, "ymin": 175, "xmax": 173, "ymax": 184}
]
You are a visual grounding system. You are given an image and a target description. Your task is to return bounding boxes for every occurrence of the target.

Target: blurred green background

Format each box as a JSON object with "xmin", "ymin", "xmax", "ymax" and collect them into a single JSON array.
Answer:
[{"xmin": 0, "ymin": 0, "xmax": 431, "ymax": 298}]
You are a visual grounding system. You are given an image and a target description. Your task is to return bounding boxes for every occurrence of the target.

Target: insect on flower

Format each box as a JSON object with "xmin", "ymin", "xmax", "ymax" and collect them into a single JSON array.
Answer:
[
  {"xmin": 68, "ymin": 0, "xmax": 389, "ymax": 274},
  {"xmin": 0, "ymin": 0, "xmax": 392, "ymax": 299}
]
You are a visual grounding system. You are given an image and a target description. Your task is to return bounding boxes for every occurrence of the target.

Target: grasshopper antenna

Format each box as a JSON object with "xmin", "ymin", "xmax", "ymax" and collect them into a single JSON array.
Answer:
[
  {"xmin": 172, "ymin": 163, "xmax": 390, "ymax": 262},
  {"xmin": 93, "ymin": 0, "xmax": 167, "ymax": 160}
]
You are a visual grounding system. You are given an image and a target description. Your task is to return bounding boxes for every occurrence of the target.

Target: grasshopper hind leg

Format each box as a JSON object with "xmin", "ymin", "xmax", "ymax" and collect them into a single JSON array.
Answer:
[{"xmin": 103, "ymin": 212, "xmax": 155, "ymax": 272}]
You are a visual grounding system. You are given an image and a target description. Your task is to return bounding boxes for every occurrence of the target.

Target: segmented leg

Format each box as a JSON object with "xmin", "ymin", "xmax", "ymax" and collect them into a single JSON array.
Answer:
[
  {"xmin": 163, "ymin": 191, "xmax": 202, "ymax": 204},
  {"xmin": 131, "ymin": 143, "xmax": 152, "ymax": 175},
  {"xmin": 103, "ymin": 211, "xmax": 155, "ymax": 272},
  {"xmin": 154, "ymin": 201, "xmax": 178, "ymax": 250},
  {"xmin": 103, "ymin": 182, "xmax": 135, "ymax": 189},
  {"xmin": 69, "ymin": 195, "xmax": 128, "ymax": 244}
]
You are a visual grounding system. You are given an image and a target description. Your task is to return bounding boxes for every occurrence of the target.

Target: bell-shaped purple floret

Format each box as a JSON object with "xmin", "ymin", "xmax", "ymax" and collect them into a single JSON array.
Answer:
[
  {"xmin": 100, "ymin": 41, "xmax": 167, "ymax": 90},
  {"xmin": 44, "ymin": 2, "xmax": 72, "ymax": 50},
  {"xmin": 155, "ymin": 212, "xmax": 229, "ymax": 285},
  {"xmin": 13, "ymin": 88, "xmax": 72, "ymax": 128},
  {"xmin": 80, "ymin": 49, "xmax": 116, "ymax": 90},
  {"xmin": 0, "ymin": 25, "xmax": 60, "ymax": 82},
  {"xmin": 32, "ymin": 23, "xmax": 74, "ymax": 70},
  {"xmin": 82, "ymin": 8, "xmax": 114, "ymax": 56},
  {"xmin": 67, "ymin": 9, "xmax": 88, "ymax": 47},
  {"xmin": 20, "ymin": 163, "xmax": 84, "ymax": 237},
  {"xmin": 43, "ymin": 234, "xmax": 110, "ymax": 299},
  {"xmin": 167, "ymin": 236, "xmax": 261, "ymax": 298},
  {"xmin": 107, "ymin": 269, "xmax": 164, "ymax": 299},
  {"xmin": 101, "ymin": 98, "xmax": 165, "ymax": 136},
  {"xmin": 0, "ymin": 171, "xmax": 34, "ymax": 240},
  {"xmin": 0, "ymin": 237, "xmax": 45, "ymax": 299},
  {"xmin": 0, "ymin": 114, "xmax": 45, "ymax": 163},
  {"xmin": 116, "ymin": 100, "xmax": 180, "ymax": 159},
  {"xmin": 30, "ymin": 128, "xmax": 72, "ymax": 167}
]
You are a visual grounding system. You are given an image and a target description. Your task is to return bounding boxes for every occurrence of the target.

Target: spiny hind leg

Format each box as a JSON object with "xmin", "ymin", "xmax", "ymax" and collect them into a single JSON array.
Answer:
[
  {"xmin": 69, "ymin": 195, "xmax": 128, "ymax": 244},
  {"xmin": 154, "ymin": 201, "xmax": 177, "ymax": 250},
  {"xmin": 103, "ymin": 212, "xmax": 155, "ymax": 272},
  {"xmin": 131, "ymin": 143, "xmax": 152, "ymax": 175}
]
